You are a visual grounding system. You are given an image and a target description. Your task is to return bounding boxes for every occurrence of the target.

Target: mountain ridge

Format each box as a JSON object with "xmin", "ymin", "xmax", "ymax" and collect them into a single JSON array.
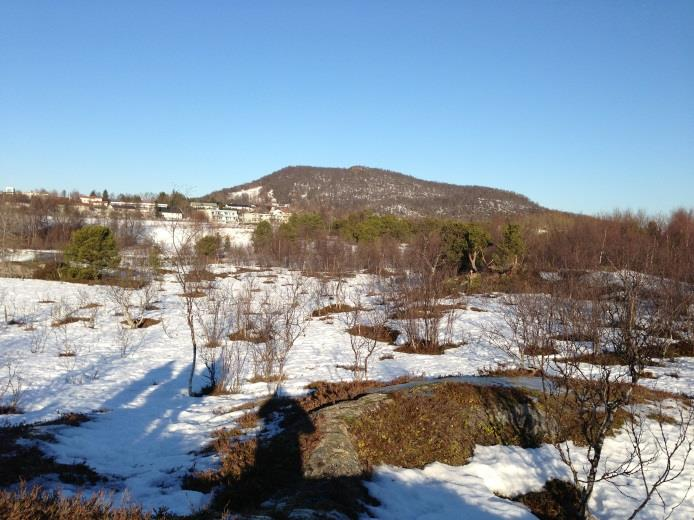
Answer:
[{"xmin": 205, "ymin": 165, "xmax": 543, "ymax": 220}]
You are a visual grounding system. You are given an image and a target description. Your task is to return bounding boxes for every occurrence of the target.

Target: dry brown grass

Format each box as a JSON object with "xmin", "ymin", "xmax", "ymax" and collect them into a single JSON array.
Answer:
[
  {"xmin": 236, "ymin": 412, "xmax": 259, "ymax": 429},
  {"xmin": 177, "ymin": 290, "xmax": 206, "ymax": 298},
  {"xmin": 311, "ymin": 303, "xmax": 356, "ymax": 317},
  {"xmin": 300, "ymin": 377, "xmax": 412, "ymax": 413},
  {"xmin": 119, "ymin": 318, "xmax": 161, "ymax": 329},
  {"xmin": 51, "ymin": 316, "xmax": 90, "ymax": 327},
  {"xmin": 665, "ymin": 340, "xmax": 694, "ymax": 358},
  {"xmin": 0, "ymin": 422, "xmax": 102, "ymax": 487},
  {"xmin": 347, "ymin": 324, "xmax": 400, "ymax": 344},
  {"xmin": 247, "ymin": 374, "xmax": 283, "ymax": 384},
  {"xmin": 349, "ymin": 383, "xmax": 540, "ymax": 469},
  {"xmin": 550, "ymin": 332, "xmax": 595, "ymax": 342},
  {"xmin": 548, "ymin": 376, "xmax": 687, "ymax": 406},
  {"xmin": 183, "ymin": 269, "xmax": 216, "ymax": 282},
  {"xmin": 79, "ymin": 303, "xmax": 102, "ymax": 310},
  {"xmin": 479, "ymin": 366, "xmax": 543, "ymax": 377},
  {"xmin": 561, "ymin": 341, "xmax": 694, "ymax": 367},
  {"xmin": 228, "ymin": 328, "xmax": 268, "ymax": 344},
  {"xmin": 0, "ymin": 484, "xmax": 168, "ymax": 520},
  {"xmin": 389, "ymin": 303, "xmax": 463, "ymax": 320},
  {"xmin": 393, "ymin": 341, "xmax": 459, "ymax": 355},
  {"xmin": 507, "ymin": 479, "xmax": 582, "ymax": 520},
  {"xmin": 198, "ymin": 383, "xmax": 233, "ymax": 396},
  {"xmin": 647, "ymin": 412, "xmax": 679, "ymax": 425},
  {"xmin": 629, "ymin": 383, "xmax": 688, "ymax": 404},
  {"xmin": 524, "ymin": 344, "xmax": 559, "ymax": 356},
  {"xmin": 234, "ymin": 267, "xmax": 268, "ymax": 275},
  {"xmin": 45, "ymin": 412, "xmax": 90, "ymax": 427}
]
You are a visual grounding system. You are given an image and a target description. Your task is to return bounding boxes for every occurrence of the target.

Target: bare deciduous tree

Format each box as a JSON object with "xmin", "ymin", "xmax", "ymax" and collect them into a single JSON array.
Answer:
[
  {"xmin": 29, "ymin": 324, "xmax": 49, "ymax": 354},
  {"xmin": 219, "ymin": 341, "xmax": 248, "ymax": 394},
  {"xmin": 0, "ymin": 362, "xmax": 24, "ymax": 413},
  {"xmin": 167, "ymin": 221, "xmax": 207, "ymax": 396},
  {"xmin": 76, "ymin": 288, "xmax": 100, "ymax": 329},
  {"xmin": 105, "ymin": 278, "xmax": 158, "ymax": 330},
  {"xmin": 249, "ymin": 275, "xmax": 310, "ymax": 392},
  {"xmin": 484, "ymin": 293, "xmax": 557, "ymax": 369},
  {"xmin": 268, "ymin": 275, "xmax": 309, "ymax": 389},
  {"xmin": 341, "ymin": 298, "xmax": 388, "ymax": 380},
  {"xmin": 624, "ymin": 400, "xmax": 694, "ymax": 519},
  {"xmin": 388, "ymin": 233, "xmax": 452, "ymax": 353},
  {"xmin": 508, "ymin": 284, "xmax": 694, "ymax": 519},
  {"xmin": 602, "ymin": 271, "xmax": 668, "ymax": 383},
  {"xmin": 195, "ymin": 286, "xmax": 233, "ymax": 348}
]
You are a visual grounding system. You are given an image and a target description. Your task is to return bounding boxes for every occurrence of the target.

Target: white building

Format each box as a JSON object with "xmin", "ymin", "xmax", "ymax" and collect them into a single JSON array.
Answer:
[
  {"xmin": 80, "ymin": 195, "xmax": 107, "ymax": 207},
  {"xmin": 190, "ymin": 202, "xmax": 218, "ymax": 210},
  {"xmin": 204, "ymin": 208, "xmax": 239, "ymax": 224},
  {"xmin": 241, "ymin": 212, "xmax": 271, "ymax": 225},
  {"xmin": 224, "ymin": 203, "xmax": 255, "ymax": 212},
  {"xmin": 108, "ymin": 201, "xmax": 165, "ymax": 214},
  {"xmin": 269, "ymin": 208, "xmax": 290, "ymax": 223},
  {"xmin": 160, "ymin": 209, "xmax": 183, "ymax": 221},
  {"xmin": 239, "ymin": 209, "xmax": 291, "ymax": 225}
]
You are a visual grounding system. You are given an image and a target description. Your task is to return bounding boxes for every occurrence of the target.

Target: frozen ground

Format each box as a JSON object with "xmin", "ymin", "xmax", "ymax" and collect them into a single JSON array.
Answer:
[
  {"xmin": 86, "ymin": 217, "xmax": 255, "ymax": 249},
  {"xmin": 0, "ymin": 270, "xmax": 692, "ymax": 518},
  {"xmin": 141, "ymin": 219, "xmax": 254, "ymax": 249},
  {"xmin": 368, "ymin": 428, "xmax": 694, "ymax": 520}
]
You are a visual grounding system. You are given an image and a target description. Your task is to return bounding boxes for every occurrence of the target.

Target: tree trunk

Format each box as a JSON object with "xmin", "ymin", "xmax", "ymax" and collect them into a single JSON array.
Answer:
[
  {"xmin": 468, "ymin": 251, "xmax": 478, "ymax": 272},
  {"xmin": 187, "ymin": 315, "xmax": 198, "ymax": 397}
]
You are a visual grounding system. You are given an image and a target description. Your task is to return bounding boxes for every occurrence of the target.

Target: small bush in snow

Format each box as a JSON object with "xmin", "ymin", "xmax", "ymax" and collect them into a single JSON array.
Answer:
[{"xmin": 0, "ymin": 363, "xmax": 24, "ymax": 414}]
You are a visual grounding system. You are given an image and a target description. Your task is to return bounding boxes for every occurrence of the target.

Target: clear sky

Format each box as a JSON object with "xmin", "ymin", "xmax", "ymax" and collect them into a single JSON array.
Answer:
[{"xmin": 1, "ymin": 1, "xmax": 692, "ymax": 214}]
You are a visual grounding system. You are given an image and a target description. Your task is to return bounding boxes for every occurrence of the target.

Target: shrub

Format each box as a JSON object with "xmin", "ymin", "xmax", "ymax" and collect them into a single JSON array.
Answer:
[
  {"xmin": 195, "ymin": 234, "xmax": 222, "ymax": 262},
  {"xmin": 252, "ymin": 221, "xmax": 273, "ymax": 253},
  {"xmin": 61, "ymin": 225, "xmax": 120, "ymax": 280}
]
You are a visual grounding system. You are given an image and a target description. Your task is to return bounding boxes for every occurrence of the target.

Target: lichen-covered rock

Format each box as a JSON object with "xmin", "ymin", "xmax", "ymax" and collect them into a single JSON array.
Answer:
[
  {"xmin": 303, "ymin": 393, "xmax": 388, "ymax": 479},
  {"xmin": 303, "ymin": 379, "xmax": 551, "ymax": 478}
]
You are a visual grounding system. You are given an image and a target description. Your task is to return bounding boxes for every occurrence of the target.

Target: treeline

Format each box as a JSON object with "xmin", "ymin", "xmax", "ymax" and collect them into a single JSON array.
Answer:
[
  {"xmin": 0, "ymin": 189, "xmax": 197, "ymax": 252},
  {"xmin": 252, "ymin": 211, "xmax": 522, "ymax": 277},
  {"xmin": 0, "ymin": 196, "xmax": 152, "ymax": 252},
  {"xmin": 0, "ymin": 195, "xmax": 83, "ymax": 250},
  {"xmin": 523, "ymin": 209, "xmax": 694, "ymax": 283},
  {"xmin": 251, "ymin": 209, "xmax": 694, "ymax": 283}
]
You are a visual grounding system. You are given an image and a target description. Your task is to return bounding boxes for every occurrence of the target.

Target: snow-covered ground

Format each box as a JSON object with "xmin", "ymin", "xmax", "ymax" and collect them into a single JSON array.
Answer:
[
  {"xmin": 141, "ymin": 219, "xmax": 254, "ymax": 249},
  {"xmin": 368, "ymin": 425, "xmax": 694, "ymax": 519},
  {"xmin": 0, "ymin": 270, "xmax": 692, "ymax": 518},
  {"xmin": 85, "ymin": 217, "xmax": 255, "ymax": 249},
  {"xmin": 366, "ymin": 446, "xmax": 572, "ymax": 520}
]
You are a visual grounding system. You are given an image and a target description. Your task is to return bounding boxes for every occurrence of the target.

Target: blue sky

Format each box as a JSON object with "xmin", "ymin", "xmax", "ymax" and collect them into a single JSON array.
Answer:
[{"xmin": 1, "ymin": 1, "xmax": 692, "ymax": 214}]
